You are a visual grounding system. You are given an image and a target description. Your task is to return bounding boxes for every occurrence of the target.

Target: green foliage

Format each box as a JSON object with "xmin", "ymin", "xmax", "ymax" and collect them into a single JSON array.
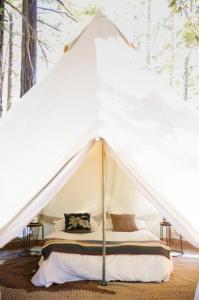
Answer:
[
  {"xmin": 169, "ymin": 0, "xmax": 199, "ymax": 47},
  {"xmin": 183, "ymin": 18, "xmax": 199, "ymax": 47},
  {"xmin": 169, "ymin": 0, "xmax": 193, "ymax": 13},
  {"xmin": 169, "ymin": 0, "xmax": 183, "ymax": 13},
  {"xmin": 72, "ymin": 3, "xmax": 98, "ymax": 20},
  {"xmin": 81, "ymin": 4, "xmax": 97, "ymax": 16}
]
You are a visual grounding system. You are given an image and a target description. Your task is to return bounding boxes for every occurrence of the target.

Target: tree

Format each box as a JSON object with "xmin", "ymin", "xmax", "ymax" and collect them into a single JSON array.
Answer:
[
  {"xmin": 170, "ymin": 11, "xmax": 176, "ymax": 87},
  {"xmin": 20, "ymin": 0, "xmax": 37, "ymax": 97},
  {"xmin": 169, "ymin": 0, "xmax": 199, "ymax": 100},
  {"xmin": 7, "ymin": 11, "xmax": 13, "ymax": 110},
  {"xmin": 20, "ymin": 0, "xmax": 75, "ymax": 97},
  {"xmin": 146, "ymin": 0, "xmax": 152, "ymax": 64},
  {"xmin": 0, "ymin": 0, "xmax": 4, "ymax": 116},
  {"xmin": 183, "ymin": 52, "xmax": 190, "ymax": 101}
]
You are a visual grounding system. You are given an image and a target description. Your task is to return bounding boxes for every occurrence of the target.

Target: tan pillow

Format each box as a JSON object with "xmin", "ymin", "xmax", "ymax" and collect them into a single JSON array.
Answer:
[{"xmin": 110, "ymin": 214, "xmax": 138, "ymax": 232}]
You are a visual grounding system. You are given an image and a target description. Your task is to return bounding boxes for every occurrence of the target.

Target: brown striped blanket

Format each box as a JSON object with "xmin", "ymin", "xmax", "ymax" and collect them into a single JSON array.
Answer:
[{"xmin": 42, "ymin": 239, "xmax": 170, "ymax": 260}]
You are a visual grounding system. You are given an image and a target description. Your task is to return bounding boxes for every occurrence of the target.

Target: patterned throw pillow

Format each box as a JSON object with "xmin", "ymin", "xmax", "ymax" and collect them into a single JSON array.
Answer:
[{"xmin": 64, "ymin": 213, "xmax": 91, "ymax": 233}]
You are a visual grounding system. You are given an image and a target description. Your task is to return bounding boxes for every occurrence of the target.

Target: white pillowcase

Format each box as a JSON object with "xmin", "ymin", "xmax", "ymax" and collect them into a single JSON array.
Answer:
[
  {"xmin": 106, "ymin": 218, "xmax": 113, "ymax": 230},
  {"xmin": 90, "ymin": 217, "xmax": 99, "ymax": 232},
  {"xmin": 53, "ymin": 217, "xmax": 99, "ymax": 232},
  {"xmin": 53, "ymin": 218, "xmax": 65, "ymax": 231},
  {"xmin": 135, "ymin": 219, "xmax": 147, "ymax": 230}
]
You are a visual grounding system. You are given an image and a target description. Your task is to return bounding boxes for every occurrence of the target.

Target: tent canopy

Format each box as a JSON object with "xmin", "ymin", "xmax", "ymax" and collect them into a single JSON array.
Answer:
[{"xmin": 0, "ymin": 12, "xmax": 199, "ymax": 248}]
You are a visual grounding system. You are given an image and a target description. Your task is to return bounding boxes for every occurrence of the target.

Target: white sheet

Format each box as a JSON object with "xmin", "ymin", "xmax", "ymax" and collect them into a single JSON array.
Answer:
[
  {"xmin": 43, "ymin": 228, "xmax": 158, "ymax": 241},
  {"xmin": 31, "ymin": 229, "xmax": 173, "ymax": 287}
]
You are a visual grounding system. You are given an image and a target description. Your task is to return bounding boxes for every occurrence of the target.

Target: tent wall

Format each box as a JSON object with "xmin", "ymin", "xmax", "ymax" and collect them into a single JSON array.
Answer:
[
  {"xmin": 0, "ymin": 141, "xmax": 94, "ymax": 248},
  {"xmin": 105, "ymin": 146, "xmax": 161, "ymax": 236},
  {"xmin": 43, "ymin": 141, "xmax": 103, "ymax": 218},
  {"xmin": 43, "ymin": 141, "xmax": 162, "ymax": 237},
  {"xmin": 0, "ymin": 13, "xmax": 98, "ymax": 238}
]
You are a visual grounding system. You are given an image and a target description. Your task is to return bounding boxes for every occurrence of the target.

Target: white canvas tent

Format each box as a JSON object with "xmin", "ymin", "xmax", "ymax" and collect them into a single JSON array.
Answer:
[{"xmin": 0, "ymin": 12, "xmax": 199, "ymax": 249}]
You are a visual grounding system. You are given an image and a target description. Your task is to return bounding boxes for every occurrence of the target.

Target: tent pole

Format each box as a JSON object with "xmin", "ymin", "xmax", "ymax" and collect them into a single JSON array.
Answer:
[{"xmin": 101, "ymin": 138, "xmax": 107, "ymax": 286}]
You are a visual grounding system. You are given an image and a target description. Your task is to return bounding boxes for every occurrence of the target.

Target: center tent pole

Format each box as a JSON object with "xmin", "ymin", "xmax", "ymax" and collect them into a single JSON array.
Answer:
[{"xmin": 101, "ymin": 138, "xmax": 107, "ymax": 286}]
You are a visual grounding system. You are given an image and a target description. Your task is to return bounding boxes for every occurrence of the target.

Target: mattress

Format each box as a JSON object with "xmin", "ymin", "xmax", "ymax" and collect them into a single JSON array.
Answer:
[{"xmin": 31, "ymin": 229, "xmax": 173, "ymax": 287}]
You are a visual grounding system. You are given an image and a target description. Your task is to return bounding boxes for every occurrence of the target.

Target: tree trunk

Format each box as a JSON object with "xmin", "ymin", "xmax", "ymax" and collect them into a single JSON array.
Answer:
[
  {"xmin": 183, "ymin": 0, "xmax": 194, "ymax": 101},
  {"xmin": 170, "ymin": 12, "xmax": 176, "ymax": 87},
  {"xmin": 190, "ymin": 0, "xmax": 193, "ymax": 13},
  {"xmin": 146, "ymin": 0, "xmax": 152, "ymax": 65},
  {"xmin": 20, "ymin": 0, "xmax": 37, "ymax": 97},
  {"xmin": 0, "ymin": 0, "xmax": 4, "ymax": 116},
  {"xmin": 183, "ymin": 53, "xmax": 191, "ymax": 101},
  {"xmin": 7, "ymin": 12, "xmax": 13, "ymax": 111}
]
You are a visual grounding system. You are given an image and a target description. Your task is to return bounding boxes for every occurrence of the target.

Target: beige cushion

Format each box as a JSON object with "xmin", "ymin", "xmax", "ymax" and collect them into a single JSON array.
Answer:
[{"xmin": 110, "ymin": 214, "xmax": 138, "ymax": 232}]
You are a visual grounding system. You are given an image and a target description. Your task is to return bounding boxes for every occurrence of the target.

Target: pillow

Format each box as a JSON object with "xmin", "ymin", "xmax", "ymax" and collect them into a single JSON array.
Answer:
[
  {"xmin": 90, "ymin": 217, "xmax": 99, "ymax": 232},
  {"xmin": 39, "ymin": 214, "xmax": 62, "ymax": 223},
  {"xmin": 53, "ymin": 218, "xmax": 65, "ymax": 231},
  {"xmin": 105, "ymin": 218, "xmax": 113, "ymax": 230},
  {"xmin": 53, "ymin": 216, "xmax": 98, "ymax": 232},
  {"xmin": 110, "ymin": 214, "xmax": 138, "ymax": 232},
  {"xmin": 104, "ymin": 216, "xmax": 147, "ymax": 230},
  {"xmin": 64, "ymin": 213, "xmax": 91, "ymax": 233},
  {"xmin": 135, "ymin": 219, "xmax": 147, "ymax": 230}
]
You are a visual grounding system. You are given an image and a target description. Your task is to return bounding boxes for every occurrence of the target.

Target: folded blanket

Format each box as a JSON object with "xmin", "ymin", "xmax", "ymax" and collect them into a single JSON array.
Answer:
[{"xmin": 42, "ymin": 238, "xmax": 170, "ymax": 260}]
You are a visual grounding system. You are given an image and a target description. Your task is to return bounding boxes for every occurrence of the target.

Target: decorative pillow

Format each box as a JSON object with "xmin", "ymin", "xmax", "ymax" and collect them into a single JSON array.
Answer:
[
  {"xmin": 64, "ymin": 213, "xmax": 91, "ymax": 233},
  {"xmin": 110, "ymin": 214, "xmax": 138, "ymax": 232},
  {"xmin": 106, "ymin": 218, "xmax": 146, "ymax": 230},
  {"xmin": 53, "ymin": 216, "xmax": 98, "ymax": 232}
]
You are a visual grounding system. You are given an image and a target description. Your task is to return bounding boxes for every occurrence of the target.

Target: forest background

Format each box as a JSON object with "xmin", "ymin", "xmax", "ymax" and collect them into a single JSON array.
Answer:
[{"xmin": 0, "ymin": 0, "xmax": 199, "ymax": 117}]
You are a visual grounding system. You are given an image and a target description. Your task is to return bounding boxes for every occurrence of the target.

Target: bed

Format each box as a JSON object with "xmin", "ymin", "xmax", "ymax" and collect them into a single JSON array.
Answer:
[{"xmin": 31, "ymin": 228, "xmax": 173, "ymax": 287}]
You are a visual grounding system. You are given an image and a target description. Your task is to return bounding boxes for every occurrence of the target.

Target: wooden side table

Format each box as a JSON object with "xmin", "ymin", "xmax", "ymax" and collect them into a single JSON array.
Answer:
[
  {"xmin": 160, "ymin": 221, "xmax": 183, "ymax": 255},
  {"xmin": 19, "ymin": 222, "xmax": 44, "ymax": 256}
]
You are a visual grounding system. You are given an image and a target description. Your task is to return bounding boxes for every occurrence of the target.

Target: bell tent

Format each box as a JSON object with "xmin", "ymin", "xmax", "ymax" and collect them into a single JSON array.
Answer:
[{"xmin": 0, "ymin": 13, "xmax": 199, "ymax": 249}]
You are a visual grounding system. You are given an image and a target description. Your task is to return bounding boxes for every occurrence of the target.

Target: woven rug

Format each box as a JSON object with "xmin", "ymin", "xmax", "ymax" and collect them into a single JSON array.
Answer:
[
  {"xmin": 0, "ymin": 243, "xmax": 199, "ymax": 300},
  {"xmin": 0, "ymin": 282, "xmax": 197, "ymax": 300},
  {"xmin": 0, "ymin": 250, "xmax": 114, "ymax": 295}
]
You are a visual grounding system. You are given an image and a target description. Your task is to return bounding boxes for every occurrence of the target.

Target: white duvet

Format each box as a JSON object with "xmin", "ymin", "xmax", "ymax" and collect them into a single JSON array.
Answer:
[{"xmin": 31, "ymin": 230, "xmax": 173, "ymax": 287}]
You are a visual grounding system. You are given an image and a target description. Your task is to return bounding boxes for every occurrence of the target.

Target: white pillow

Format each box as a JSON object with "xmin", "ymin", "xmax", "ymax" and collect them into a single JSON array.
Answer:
[
  {"xmin": 90, "ymin": 218, "xmax": 99, "ymax": 232},
  {"xmin": 53, "ymin": 218, "xmax": 65, "ymax": 231},
  {"xmin": 53, "ymin": 217, "xmax": 99, "ymax": 232},
  {"xmin": 106, "ymin": 218, "xmax": 113, "ymax": 230},
  {"xmin": 135, "ymin": 219, "xmax": 147, "ymax": 230}
]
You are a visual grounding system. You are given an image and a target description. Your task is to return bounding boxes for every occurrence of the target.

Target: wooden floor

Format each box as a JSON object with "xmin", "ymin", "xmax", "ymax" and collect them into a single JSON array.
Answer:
[{"xmin": 0, "ymin": 241, "xmax": 199, "ymax": 300}]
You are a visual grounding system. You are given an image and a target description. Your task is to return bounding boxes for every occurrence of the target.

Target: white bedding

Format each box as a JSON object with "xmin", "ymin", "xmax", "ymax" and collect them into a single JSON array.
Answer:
[{"xmin": 31, "ymin": 229, "xmax": 173, "ymax": 287}]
